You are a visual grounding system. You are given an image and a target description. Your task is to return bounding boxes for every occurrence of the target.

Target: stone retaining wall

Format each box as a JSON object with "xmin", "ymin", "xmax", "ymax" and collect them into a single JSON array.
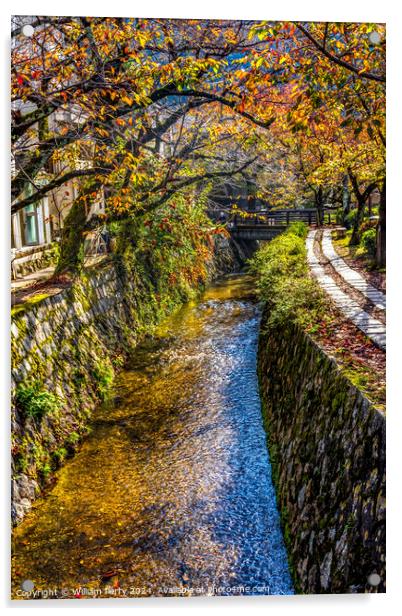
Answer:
[
  {"xmin": 258, "ymin": 316, "xmax": 385, "ymax": 593},
  {"xmin": 11, "ymin": 237, "xmax": 241, "ymax": 525},
  {"xmin": 12, "ymin": 243, "xmax": 57, "ymax": 279}
]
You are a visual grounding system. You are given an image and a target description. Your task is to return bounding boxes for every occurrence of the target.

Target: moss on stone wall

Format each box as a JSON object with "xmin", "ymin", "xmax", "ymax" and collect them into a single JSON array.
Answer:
[
  {"xmin": 11, "ymin": 236, "xmax": 240, "ymax": 525},
  {"xmin": 258, "ymin": 317, "xmax": 385, "ymax": 594}
]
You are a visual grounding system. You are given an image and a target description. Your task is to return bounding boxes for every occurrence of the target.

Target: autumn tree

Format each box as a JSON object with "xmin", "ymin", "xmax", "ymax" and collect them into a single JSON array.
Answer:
[
  {"xmin": 11, "ymin": 17, "xmax": 386, "ymax": 268},
  {"xmin": 12, "ymin": 17, "xmax": 283, "ymax": 273}
]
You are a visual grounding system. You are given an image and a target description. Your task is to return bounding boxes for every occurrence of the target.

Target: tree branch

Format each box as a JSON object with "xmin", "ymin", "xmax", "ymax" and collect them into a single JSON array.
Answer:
[
  {"xmin": 295, "ymin": 23, "xmax": 385, "ymax": 83},
  {"xmin": 11, "ymin": 168, "xmax": 106, "ymax": 214}
]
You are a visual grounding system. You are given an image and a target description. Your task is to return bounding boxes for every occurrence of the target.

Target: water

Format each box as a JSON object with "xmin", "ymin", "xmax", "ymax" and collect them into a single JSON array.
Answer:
[{"xmin": 12, "ymin": 273, "xmax": 293, "ymax": 599}]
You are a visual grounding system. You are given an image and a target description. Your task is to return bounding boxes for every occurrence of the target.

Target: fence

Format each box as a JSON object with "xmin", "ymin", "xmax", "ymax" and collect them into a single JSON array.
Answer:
[{"xmin": 230, "ymin": 208, "xmax": 337, "ymax": 227}]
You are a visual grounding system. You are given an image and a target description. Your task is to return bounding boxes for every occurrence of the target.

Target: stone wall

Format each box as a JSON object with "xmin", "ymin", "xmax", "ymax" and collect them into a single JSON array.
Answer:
[
  {"xmin": 11, "ymin": 237, "xmax": 242, "ymax": 525},
  {"xmin": 258, "ymin": 316, "xmax": 385, "ymax": 594},
  {"xmin": 12, "ymin": 243, "xmax": 58, "ymax": 279}
]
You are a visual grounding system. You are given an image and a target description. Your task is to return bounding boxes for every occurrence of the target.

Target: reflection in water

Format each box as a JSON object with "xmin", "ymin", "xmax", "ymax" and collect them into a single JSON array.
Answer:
[{"xmin": 12, "ymin": 273, "xmax": 293, "ymax": 598}]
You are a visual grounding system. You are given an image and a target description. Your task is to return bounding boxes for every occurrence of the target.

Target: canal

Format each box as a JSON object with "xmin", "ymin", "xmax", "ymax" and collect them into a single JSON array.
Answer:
[{"xmin": 12, "ymin": 273, "xmax": 293, "ymax": 599}]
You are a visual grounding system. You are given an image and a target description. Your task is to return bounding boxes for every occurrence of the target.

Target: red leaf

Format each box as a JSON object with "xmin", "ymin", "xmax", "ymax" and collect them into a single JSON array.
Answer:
[{"xmin": 238, "ymin": 95, "xmax": 246, "ymax": 113}]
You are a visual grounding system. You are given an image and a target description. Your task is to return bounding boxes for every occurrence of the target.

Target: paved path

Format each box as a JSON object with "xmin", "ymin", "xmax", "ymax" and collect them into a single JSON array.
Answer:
[
  {"xmin": 11, "ymin": 255, "xmax": 110, "ymax": 308},
  {"xmin": 321, "ymin": 229, "xmax": 386, "ymax": 310},
  {"xmin": 11, "ymin": 255, "xmax": 108, "ymax": 293},
  {"xmin": 306, "ymin": 230, "xmax": 386, "ymax": 351},
  {"xmin": 11, "ymin": 265, "xmax": 55, "ymax": 292}
]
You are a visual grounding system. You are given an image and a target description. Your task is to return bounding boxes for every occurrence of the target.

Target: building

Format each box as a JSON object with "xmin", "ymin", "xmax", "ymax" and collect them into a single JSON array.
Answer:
[
  {"xmin": 11, "ymin": 115, "xmax": 105, "ymax": 278},
  {"xmin": 11, "ymin": 17, "xmax": 105, "ymax": 279}
]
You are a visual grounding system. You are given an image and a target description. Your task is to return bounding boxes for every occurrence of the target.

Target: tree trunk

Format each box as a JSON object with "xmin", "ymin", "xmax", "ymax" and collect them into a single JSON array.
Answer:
[
  {"xmin": 246, "ymin": 178, "xmax": 256, "ymax": 212},
  {"xmin": 54, "ymin": 199, "xmax": 87, "ymax": 276},
  {"xmin": 348, "ymin": 172, "xmax": 377, "ymax": 246},
  {"xmin": 350, "ymin": 198, "xmax": 366, "ymax": 245},
  {"xmin": 376, "ymin": 180, "xmax": 386, "ymax": 267},
  {"xmin": 342, "ymin": 174, "xmax": 351, "ymax": 226},
  {"xmin": 315, "ymin": 187, "xmax": 324, "ymax": 226}
]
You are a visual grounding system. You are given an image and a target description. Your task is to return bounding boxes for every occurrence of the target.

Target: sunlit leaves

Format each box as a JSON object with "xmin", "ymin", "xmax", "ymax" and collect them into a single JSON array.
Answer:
[{"xmin": 11, "ymin": 16, "xmax": 385, "ymax": 227}]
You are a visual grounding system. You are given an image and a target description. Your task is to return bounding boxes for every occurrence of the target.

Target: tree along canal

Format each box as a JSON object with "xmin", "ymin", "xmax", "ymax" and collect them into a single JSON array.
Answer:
[{"xmin": 12, "ymin": 273, "xmax": 293, "ymax": 598}]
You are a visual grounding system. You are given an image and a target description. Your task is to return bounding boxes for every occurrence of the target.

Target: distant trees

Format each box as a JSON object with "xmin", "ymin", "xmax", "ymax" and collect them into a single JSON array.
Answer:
[{"xmin": 246, "ymin": 20, "xmax": 385, "ymax": 262}]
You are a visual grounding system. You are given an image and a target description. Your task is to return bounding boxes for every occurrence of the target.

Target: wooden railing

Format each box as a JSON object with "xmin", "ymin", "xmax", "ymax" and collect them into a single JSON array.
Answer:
[{"xmin": 229, "ymin": 208, "xmax": 336, "ymax": 227}]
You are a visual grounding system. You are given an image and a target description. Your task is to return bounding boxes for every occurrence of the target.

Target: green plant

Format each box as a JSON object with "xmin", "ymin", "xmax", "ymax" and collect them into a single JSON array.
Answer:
[
  {"xmin": 71, "ymin": 368, "xmax": 86, "ymax": 390},
  {"xmin": 15, "ymin": 453, "xmax": 28, "ymax": 474},
  {"xmin": 107, "ymin": 221, "xmax": 123, "ymax": 237},
  {"xmin": 249, "ymin": 226, "xmax": 327, "ymax": 329},
  {"xmin": 38, "ymin": 462, "xmax": 52, "ymax": 478},
  {"xmin": 360, "ymin": 228, "xmax": 376, "ymax": 257},
  {"xmin": 335, "ymin": 207, "xmax": 345, "ymax": 226},
  {"xmin": 344, "ymin": 514, "xmax": 356, "ymax": 532},
  {"xmin": 285, "ymin": 221, "xmax": 308, "ymax": 239},
  {"xmin": 52, "ymin": 447, "xmax": 68, "ymax": 464},
  {"xmin": 15, "ymin": 383, "xmax": 61, "ymax": 421},
  {"xmin": 66, "ymin": 431, "xmax": 80, "ymax": 446},
  {"xmin": 359, "ymin": 218, "xmax": 377, "ymax": 234},
  {"xmin": 48, "ymin": 241, "xmax": 61, "ymax": 262},
  {"xmin": 111, "ymin": 353, "xmax": 125, "ymax": 369},
  {"xmin": 92, "ymin": 362, "xmax": 114, "ymax": 401},
  {"xmin": 345, "ymin": 208, "xmax": 358, "ymax": 229}
]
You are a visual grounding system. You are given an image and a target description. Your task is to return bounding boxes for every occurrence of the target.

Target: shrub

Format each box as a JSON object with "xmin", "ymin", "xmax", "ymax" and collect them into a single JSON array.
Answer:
[
  {"xmin": 359, "ymin": 218, "xmax": 377, "ymax": 234},
  {"xmin": 285, "ymin": 221, "xmax": 308, "ymax": 239},
  {"xmin": 335, "ymin": 208, "xmax": 344, "ymax": 225},
  {"xmin": 345, "ymin": 208, "xmax": 358, "ymax": 229},
  {"xmin": 111, "ymin": 353, "xmax": 125, "ymax": 369},
  {"xmin": 360, "ymin": 228, "xmax": 377, "ymax": 257},
  {"xmin": 15, "ymin": 383, "xmax": 60, "ymax": 421},
  {"xmin": 113, "ymin": 187, "xmax": 218, "ymax": 296},
  {"xmin": 249, "ymin": 227, "xmax": 327, "ymax": 329}
]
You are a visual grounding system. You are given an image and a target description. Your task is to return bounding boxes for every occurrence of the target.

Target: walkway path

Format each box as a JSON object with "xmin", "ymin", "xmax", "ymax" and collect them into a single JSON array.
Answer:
[
  {"xmin": 306, "ymin": 230, "xmax": 386, "ymax": 351},
  {"xmin": 321, "ymin": 229, "xmax": 386, "ymax": 310},
  {"xmin": 11, "ymin": 255, "xmax": 109, "ymax": 307},
  {"xmin": 11, "ymin": 264, "xmax": 56, "ymax": 293}
]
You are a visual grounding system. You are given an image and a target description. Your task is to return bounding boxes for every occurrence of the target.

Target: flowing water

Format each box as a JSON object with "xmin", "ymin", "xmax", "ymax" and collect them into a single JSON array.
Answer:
[{"xmin": 12, "ymin": 273, "xmax": 293, "ymax": 599}]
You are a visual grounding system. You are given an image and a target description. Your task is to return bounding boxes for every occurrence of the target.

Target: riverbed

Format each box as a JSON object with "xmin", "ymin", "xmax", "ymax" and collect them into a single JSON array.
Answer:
[{"xmin": 12, "ymin": 273, "xmax": 293, "ymax": 599}]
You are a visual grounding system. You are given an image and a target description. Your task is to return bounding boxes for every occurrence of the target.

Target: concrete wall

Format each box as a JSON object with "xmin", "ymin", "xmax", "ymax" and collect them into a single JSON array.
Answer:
[{"xmin": 258, "ymin": 317, "xmax": 385, "ymax": 594}]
